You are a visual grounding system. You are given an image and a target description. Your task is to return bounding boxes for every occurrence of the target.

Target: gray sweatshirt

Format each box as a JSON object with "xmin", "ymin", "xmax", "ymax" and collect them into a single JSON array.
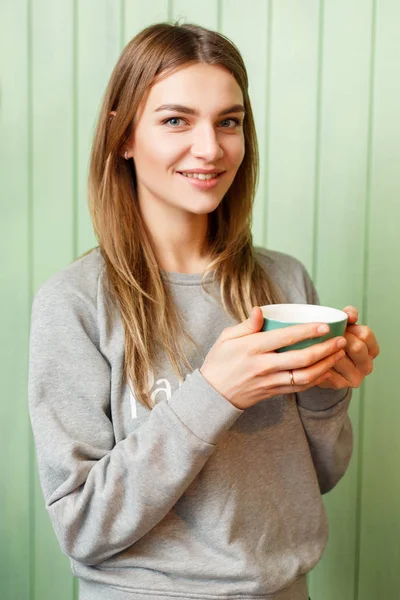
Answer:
[{"xmin": 28, "ymin": 246, "xmax": 353, "ymax": 600}]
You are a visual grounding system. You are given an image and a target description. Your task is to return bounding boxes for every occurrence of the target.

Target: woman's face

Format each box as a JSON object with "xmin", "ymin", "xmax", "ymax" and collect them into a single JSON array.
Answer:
[{"xmin": 127, "ymin": 62, "xmax": 246, "ymax": 217}]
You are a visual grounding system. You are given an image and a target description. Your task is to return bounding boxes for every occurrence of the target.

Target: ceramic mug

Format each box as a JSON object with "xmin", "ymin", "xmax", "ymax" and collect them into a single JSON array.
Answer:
[{"xmin": 260, "ymin": 304, "xmax": 348, "ymax": 353}]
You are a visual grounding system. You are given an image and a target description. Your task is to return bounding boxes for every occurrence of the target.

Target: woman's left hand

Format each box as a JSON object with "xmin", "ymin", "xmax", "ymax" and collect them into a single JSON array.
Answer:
[{"xmin": 317, "ymin": 306, "xmax": 380, "ymax": 390}]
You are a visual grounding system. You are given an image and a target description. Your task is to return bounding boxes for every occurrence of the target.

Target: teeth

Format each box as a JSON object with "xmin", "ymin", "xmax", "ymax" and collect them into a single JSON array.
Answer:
[{"xmin": 181, "ymin": 172, "xmax": 219, "ymax": 180}]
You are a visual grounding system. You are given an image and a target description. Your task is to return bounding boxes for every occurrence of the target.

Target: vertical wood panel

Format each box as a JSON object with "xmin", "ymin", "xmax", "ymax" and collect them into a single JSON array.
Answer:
[
  {"xmin": 359, "ymin": 0, "xmax": 400, "ymax": 597},
  {"xmin": 221, "ymin": 0, "xmax": 271, "ymax": 247},
  {"xmin": 124, "ymin": 0, "xmax": 169, "ymax": 42},
  {"xmin": 74, "ymin": 4, "xmax": 123, "ymax": 596},
  {"xmin": 77, "ymin": 0, "xmax": 122, "ymax": 256},
  {"xmin": 171, "ymin": 0, "xmax": 219, "ymax": 30},
  {"xmin": 309, "ymin": 2, "xmax": 374, "ymax": 599},
  {"xmin": 315, "ymin": 0, "xmax": 373, "ymax": 309},
  {"xmin": 32, "ymin": 0, "xmax": 75, "ymax": 284},
  {"xmin": 266, "ymin": 0, "xmax": 320, "ymax": 272},
  {"xmin": 31, "ymin": 0, "xmax": 75, "ymax": 597},
  {"xmin": 0, "ymin": 1, "xmax": 31, "ymax": 598}
]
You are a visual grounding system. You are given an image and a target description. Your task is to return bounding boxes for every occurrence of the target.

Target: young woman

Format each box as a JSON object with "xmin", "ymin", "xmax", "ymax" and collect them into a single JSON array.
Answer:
[{"xmin": 28, "ymin": 22, "xmax": 379, "ymax": 600}]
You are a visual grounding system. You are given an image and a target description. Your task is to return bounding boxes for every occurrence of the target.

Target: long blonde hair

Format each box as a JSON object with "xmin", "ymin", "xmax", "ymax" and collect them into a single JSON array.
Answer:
[{"xmin": 86, "ymin": 22, "xmax": 285, "ymax": 409}]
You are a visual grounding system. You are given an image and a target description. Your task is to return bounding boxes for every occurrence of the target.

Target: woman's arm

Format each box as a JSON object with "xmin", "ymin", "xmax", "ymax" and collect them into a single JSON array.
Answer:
[
  {"xmin": 295, "ymin": 387, "xmax": 353, "ymax": 494},
  {"xmin": 28, "ymin": 281, "xmax": 242, "ymax": 566},
  {"xmin": 294, "ymin": 264, "xmax": 353, "ymax": 494}
]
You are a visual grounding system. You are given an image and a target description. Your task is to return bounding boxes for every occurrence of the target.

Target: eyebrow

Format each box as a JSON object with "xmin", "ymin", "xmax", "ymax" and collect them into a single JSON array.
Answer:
[{"xmin": 154, "ymin": 103, "xmax": 246, "ymax": 116}]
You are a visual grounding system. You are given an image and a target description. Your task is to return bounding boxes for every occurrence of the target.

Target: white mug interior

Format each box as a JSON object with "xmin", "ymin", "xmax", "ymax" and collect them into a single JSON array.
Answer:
[{"xmin": 260, "ymin": 303, "xmax": 347, "ymax": 324}]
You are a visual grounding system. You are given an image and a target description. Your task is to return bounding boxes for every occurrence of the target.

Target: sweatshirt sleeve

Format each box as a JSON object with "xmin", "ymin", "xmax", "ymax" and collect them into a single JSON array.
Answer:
[
  {"xmin": 294, "ymin": 263, "xmax": 354, "ymax": 494},
  {"xmin": 28, "ymin": 277, "xmax": 243, "ymax": 566}
]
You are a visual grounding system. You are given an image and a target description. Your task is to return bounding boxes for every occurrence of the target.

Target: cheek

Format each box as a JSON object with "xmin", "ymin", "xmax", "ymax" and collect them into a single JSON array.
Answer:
[
  {"xmin": 228, "ymin": 135, "xmax": 245, "ymax": 167},
  {"xmin": 133, "ymin": 137, "xmax": 175, "ymax": 173}
]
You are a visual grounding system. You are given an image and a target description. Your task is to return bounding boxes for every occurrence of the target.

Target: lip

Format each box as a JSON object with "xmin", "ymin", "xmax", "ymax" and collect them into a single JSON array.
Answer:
[
  {"xmin": 177, "ymin": 171, "xmax": 223, "ymax": 190},
  {"xmin": 178, "ymin": 169, "xmax": 225, "ymax": 174}
]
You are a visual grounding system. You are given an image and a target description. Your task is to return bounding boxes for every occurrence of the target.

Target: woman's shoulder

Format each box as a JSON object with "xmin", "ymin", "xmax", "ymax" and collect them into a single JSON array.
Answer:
[
  {"xmin": 253, "ymin": 246, "xmax": 316, "ymax": 304},
  {"xmin": 32, "ymin": 246, "xmax": 105, "ymax": 313},
  {"xmin": 253, "ymin": 245, "xmax": 307, "ymax": 277}
]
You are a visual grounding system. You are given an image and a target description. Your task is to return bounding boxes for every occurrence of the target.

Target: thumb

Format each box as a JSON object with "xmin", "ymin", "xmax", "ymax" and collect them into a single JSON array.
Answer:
[
  {"xmin": 221, "ymin": 306, "xmax": 264, "ymax": 342},
  {"xmin": 342, "ymin": 306, "xmax": 358, "ymax": 324},
  {"xmin": 249, "ymin": 306, "xmax": 264, "ymax": 332}
]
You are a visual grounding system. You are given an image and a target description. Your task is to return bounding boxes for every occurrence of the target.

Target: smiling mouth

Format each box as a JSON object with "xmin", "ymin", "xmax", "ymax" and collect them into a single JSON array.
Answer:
[{"xmin": 177, "ymin": 172, "xmax": 224, "ymax": 180}]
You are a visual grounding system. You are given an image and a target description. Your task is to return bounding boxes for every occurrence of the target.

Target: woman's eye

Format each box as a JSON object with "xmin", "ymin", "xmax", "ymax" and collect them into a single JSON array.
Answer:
[
  {"xmin": 220, "ymin": 118, "xmax": 242, "ymax": 128},
  {"xmin": 161, "ymin": 117, "xmax": 242, "ymax": 128},
  {"xmin": 163, "ymin": 117, "xmax": 185, "ymax": 127}
]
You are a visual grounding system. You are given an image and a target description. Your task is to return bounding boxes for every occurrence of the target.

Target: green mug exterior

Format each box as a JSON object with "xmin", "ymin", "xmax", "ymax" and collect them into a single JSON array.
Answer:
[{"xmin": 262, "ymin": 317, "xmax": 348, "ymax": 352}]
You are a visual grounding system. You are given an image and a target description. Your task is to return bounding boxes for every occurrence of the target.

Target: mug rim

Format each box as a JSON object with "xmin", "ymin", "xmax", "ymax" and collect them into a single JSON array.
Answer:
[{"xmin": 260, "ymin": 303, "xmax": 348, "ymax": 324}]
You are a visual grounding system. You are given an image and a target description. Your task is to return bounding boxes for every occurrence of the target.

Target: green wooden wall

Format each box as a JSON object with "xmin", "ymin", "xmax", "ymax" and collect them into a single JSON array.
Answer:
[{"xmin": 0, "ymin": 1, "xmax": 397, "ymax": 599}]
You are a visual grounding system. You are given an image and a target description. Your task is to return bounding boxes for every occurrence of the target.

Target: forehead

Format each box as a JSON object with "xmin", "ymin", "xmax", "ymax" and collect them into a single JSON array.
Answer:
[{"xmin": 137, "ymin": 63, "xmax": 244, "ymax": 118}]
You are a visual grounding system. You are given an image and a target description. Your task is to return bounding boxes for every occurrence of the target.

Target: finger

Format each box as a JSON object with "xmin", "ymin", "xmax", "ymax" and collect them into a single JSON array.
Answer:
[
  {"xmin": 316, "ymin": 370, "xmax": 350, "ymax": 389},
  {"xmin": 290, "ymin": 349, "xmax": 346, "ymax": 387},
  {"xmin": 332, "ymin": 353, "xmax": 373, "ymax": 384},
  {"xmin": 221, "ymin": 306, "xmax": 264, "ymax": 342},
  {"xmin": 259, "ymin": 335, "xmax": 347, "ymax": 373},
  {"xmin": 266, "ymin": 364, "xmax": 337, "ymax": 396},
  {"xmin": 330, "ymin": 357, "xmax": 361, "ymax": 386},
  {"xmin": 269, "ymin": 371, "xmax": 332, "ymax": 394},
  {"xmin": 272, "ymin": 367, "xmax": 335, "ymax": 392},
  {"xmin": 346, "ymin": 324, "xmax": 380, "ymax": 358},
  {"xmin": 313, "ymin": 369, "xmax": 334, "ymax": 385},
  {"xmin": 342, "ymin": 306, "xmax": 359, "ymax": 322},
  {"xmin": 255, "ymin": 322, "xmax": 332, "ymax": 354},
  {"xmin": 343, "ymin": 331, "xmax": 372, "ymax": 371},
  {"xmin": 310, "ymin": 374, "xmax": 333, "ymax": 388},
  {"xmin": 260, "ymin": 349, "xmax": 346, "ymax": 390}
]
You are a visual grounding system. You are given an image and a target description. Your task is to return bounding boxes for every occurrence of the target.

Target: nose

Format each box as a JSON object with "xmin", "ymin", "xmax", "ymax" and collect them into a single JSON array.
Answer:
[{"xmin": 191, "ymin": 124, "xmax": 224, "ymax": 161}]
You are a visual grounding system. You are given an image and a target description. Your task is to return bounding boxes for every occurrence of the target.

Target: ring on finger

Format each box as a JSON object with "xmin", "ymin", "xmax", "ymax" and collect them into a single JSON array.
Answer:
[{"xmin": 288, "ymin": 370, "xmax": 296, "ymax": 387}]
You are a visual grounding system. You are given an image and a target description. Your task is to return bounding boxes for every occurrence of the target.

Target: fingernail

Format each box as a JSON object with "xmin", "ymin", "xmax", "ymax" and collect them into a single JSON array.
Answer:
[
  {"xmin": 317, "ymin": 324, "xmax": 330, "ymax": 334},
  {"xmin": 337, "ymin": 338, "xmax": 347, "ymax": 349}
]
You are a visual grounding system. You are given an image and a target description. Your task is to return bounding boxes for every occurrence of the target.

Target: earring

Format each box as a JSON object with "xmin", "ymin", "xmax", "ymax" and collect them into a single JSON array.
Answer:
[{"xmin": 124, "ymin": 150, "xmax": 128, "ymax": 160}]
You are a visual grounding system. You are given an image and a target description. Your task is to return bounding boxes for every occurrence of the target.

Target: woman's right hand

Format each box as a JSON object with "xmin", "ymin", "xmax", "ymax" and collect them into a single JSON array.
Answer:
[{"xmin": 199, "ymin": 306, "xmax": 347, "ymax": 409}]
